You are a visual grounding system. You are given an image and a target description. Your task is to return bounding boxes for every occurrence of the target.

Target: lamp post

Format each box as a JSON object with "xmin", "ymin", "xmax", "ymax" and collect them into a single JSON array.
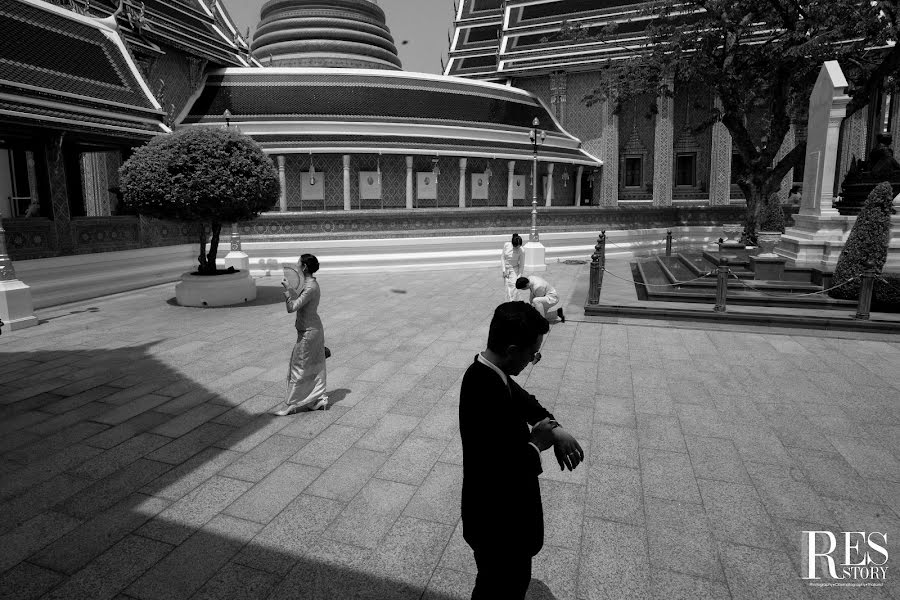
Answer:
[{"xmin": 524, "ymin": 118, "xmax": 547, "ymax": 272}]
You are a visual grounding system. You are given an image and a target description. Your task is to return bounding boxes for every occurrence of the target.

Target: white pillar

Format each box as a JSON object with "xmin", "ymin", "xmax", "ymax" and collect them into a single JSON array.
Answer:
[
  {"xmin": 458, "ymin": 158, "xmax": 467, "ymax": 208},
  {"xmin": 575, "ymin": 165, "xmax": 584, "ymax": 205},
  {"xmin": 406, "ymin": 156, "xmax": 414, "ymax": 209},
  {"xmin": 709, "ymin": 95, "xmax": 733, "ymax": 206},
  {"xmin": 545, "ymin": 163, "xmax": 554, "ymax": 206},
  {"xmin": 653, "ymin": 77, "xmax": 675, "ymax": 206},
  {"xmin": 0, "ymin": 218, "xmax": 38, "ymax": 331},
  {"xmin": 343, "ymin": 155, "xmax": 351, "ymax": 211},
  {"xmin": 277, "ymin": 155, "xmax": 287, "ymax": 212},
  {"xmin": 507, "ymin": 160, "xmax": 515, "ymax": 207}
]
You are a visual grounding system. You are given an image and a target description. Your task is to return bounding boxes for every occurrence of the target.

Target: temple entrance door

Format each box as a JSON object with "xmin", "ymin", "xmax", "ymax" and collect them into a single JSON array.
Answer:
[
  {"xmin": 580, "ymin": 170, "xmax": 593, "ymax": 205},
  {"xmin": 0, "ymin": 147, "xmax": 35, "ymax": 218}
]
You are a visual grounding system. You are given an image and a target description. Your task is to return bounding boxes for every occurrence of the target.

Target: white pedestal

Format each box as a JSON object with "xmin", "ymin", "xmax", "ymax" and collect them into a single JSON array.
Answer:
[
  {"xmin": 887, "ymin": 215, "xmax": 900, "ymax": 272},
  {"xmin": 175, "ymin": 270, "xmax": 256, "ymax": 307},
  {"xmin": 776, "ymin": 213, "xmax": 856, "ymax": 269},
  {"xmin": 523, "ymin": 241, "xmax": 546, "ymax": 273},
  {"xmin": 0, "ymin": 279, "xmax": 39, "ymax": 330},
  {"xmin": 224, "ymin": 250, "xmax": 250, "ymax": 271}
]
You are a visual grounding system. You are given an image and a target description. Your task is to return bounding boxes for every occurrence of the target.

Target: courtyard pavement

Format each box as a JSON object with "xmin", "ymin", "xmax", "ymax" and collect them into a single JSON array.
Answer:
[{"xmin": 0, "ymin": 261, "xmax": 899, "ymax": 600}]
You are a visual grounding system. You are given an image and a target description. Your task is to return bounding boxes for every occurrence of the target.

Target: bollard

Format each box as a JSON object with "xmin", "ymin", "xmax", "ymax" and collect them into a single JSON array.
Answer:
[
  {"xmin": 598, "ymin": 230, "xmax": 607, "ymax": 291},
  {"xmin": 665, "ymin": 230, "xmax": 673, "ymax": 257},
  {"xmin": 714, "ymin": 258, "xmax": 729, "ymax": 312},
  {"xmin": 588, "ymin": 238, "xmax": 602, "ymax": 305},
  {"xmin": 854, "ymin": 260, "xmax": 878, "ymax": 320}
]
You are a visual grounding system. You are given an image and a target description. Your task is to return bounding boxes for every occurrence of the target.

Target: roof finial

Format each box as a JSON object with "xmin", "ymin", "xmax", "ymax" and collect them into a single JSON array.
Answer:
[{"xmin": 96, "ymin": 0, "xmax": 125, "ymax": 30}]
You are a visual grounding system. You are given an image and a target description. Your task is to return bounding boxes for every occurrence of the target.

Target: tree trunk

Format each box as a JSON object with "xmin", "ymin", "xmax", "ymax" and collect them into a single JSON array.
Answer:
[
  {"xmin": 197, "ymin": 222, "xmax": 208, "ymax": 273},
  {"xmin": 206, "ymin": 221, "xmax": 222, "ymax": 274}
]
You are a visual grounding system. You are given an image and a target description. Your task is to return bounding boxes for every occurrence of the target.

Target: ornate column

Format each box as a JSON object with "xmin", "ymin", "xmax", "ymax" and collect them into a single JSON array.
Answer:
[
  {"xmin": 838, "ymin": 106, "xmax": 868, "ymax": 185},
  {"xmin": 277, "ymin": 155, "xmax": 287, "ymax": 212},
  {"xmin": 406, "ymin": 156, "xmax": 414, "ymax": 209},
  {"xmin": 709, "ymin": 96, "xmax": 733, "ymax": 205},
  {"xmin": 599, "ymin": 94, "xmax": 619, "ymax": 207},
  {"xmin": 343, "ymin": 155, "xmax": 351, "ymax": 211},
  {"xmin": 653, "ymin": 77, "xmax": 675, "ymax": 206},
  {"xmin": 575, "ymin": 165, "xmax": 584, "ymax": 205},
  {"xmin": 0, "ymin": 218, "xmax": 38, "ymax": 330},
  {"xmin": 507, "ymin": 160, "xmax": 516, "ymax": 207},
  {"xmin": 545, "ymin": 163, "xmax": 554, "ymax": 206},
  {"xmin": 45, "ymin": 134, "xmax": 73, "ymax": 254},
  {"xmin": 458, "ymin": 158, "xmax": 467, "ymax": 208},
  {"xmin": 774, "ymin": 124, "xmax": 796, "ymax": 201}
]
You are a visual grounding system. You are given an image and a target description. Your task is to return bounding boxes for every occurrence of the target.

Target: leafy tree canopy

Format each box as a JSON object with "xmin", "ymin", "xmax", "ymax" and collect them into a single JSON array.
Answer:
[{"xmin": 567, "ymin": 0, "xmax": 899, "ymax": 239}]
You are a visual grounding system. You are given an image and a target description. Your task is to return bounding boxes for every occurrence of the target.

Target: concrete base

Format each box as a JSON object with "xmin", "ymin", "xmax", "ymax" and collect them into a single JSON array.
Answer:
[
  {"xmin": 175, "ymin": 270, "xmax": 256, "ymax": 307},
  {"xmin": 523, "ymin": 241, "xmax": 546, "ymax": 273},
  {"xmin": 0, "ymin": 278, "xmax": 38, "ymax": 330},
  {"xmin": 749, "ymin": 256, "xmax": 787, "ymax": 281},
  {"xmin": 224, "ymin": 250, "xmax": 250, "ymax": 271},
  {"xmin": 776, "ymin": 213, "xmax": 855, "ymax": 268}
]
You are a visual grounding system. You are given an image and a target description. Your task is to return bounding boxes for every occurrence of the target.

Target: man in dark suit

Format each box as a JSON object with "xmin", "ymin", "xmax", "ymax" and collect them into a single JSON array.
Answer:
[{"xmin": 459, "ymin": 302, "xmax": 584, "ymax": 599}]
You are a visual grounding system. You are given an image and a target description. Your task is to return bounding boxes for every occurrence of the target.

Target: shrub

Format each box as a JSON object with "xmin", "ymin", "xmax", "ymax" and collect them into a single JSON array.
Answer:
[
  {"xmin": 874, "ymin": 274, "xmax": 900, "ymax": 312},
  {"xmin": 759, "ymin": 192, "xmax": 785, "ymax": 233},
  {"xmin": 120, "ymin": 127, "xmax": 279, "ymax": 274},
  {"xmin": 829, "ymin": 181, "xmax": 894, "ymax": 299}
]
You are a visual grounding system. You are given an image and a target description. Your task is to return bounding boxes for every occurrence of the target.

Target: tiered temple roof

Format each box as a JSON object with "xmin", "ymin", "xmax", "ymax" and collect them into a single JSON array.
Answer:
[{"xmin": 179, "ymin": 68, "xmax": 601, "ymax": 165}]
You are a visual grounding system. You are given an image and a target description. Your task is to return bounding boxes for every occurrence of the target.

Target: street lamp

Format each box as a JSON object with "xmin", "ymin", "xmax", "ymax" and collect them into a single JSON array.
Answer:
[{"xmin": 529, "ymin": 117, "xmax": 546, "ymax": 242}]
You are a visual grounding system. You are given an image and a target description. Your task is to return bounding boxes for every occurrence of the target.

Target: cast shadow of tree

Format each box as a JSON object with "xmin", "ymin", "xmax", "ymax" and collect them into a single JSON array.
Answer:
[{"xmin": 0, "ymin": 345, "xmax": 561, "ymax": 600}]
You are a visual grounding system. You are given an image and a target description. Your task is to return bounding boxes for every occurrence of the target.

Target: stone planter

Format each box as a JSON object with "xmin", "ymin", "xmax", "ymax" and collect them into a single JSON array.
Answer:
[
  {"xmin": 175, "ymin": 269, "xmax": 256, "ymax": 307},
  {"xmin": 722, "ymin": 223, "xmax": 743, "ymax": 246},
  {"xmin": 756, "ymin": 231, "xmax": 782, "ymax": 258}
]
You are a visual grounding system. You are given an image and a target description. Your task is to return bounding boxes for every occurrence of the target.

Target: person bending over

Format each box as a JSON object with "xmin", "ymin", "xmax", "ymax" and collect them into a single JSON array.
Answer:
[
  {"xmin": 459, "ymin": 302, "xmax": 584, "ymax": 599},
  {"xmin": 515, "ymin": 275, "xmax": 565, "ymax": 323}
]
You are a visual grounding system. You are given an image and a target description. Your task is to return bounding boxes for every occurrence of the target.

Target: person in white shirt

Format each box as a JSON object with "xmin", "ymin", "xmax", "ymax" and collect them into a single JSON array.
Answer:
[
  {"xmin": 500, "ymin": 233, "xmax": 524, "ymax": 301},
  {"xmin": 515, "ymin": 275, "xmax": 565, "ymax": 322}
]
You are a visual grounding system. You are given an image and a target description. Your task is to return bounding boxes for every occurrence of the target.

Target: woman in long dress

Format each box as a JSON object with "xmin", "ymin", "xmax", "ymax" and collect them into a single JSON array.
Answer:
[
  {"xmin": 501, "ymin": 233, "xmax": 525, "ymax": 301},
  {"xmin": 275, "ymin": 253, "xmax": 328, "ymax": 415}
]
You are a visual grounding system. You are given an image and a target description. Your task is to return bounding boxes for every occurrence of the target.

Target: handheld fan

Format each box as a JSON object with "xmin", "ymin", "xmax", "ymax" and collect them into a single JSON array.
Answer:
[{"xmin": 283, "ymin": 265, "xmax": 302, "ymax": 290}]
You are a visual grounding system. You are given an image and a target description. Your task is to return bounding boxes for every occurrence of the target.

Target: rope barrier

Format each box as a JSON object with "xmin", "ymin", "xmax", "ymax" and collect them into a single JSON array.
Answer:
[
  {"xmin": 601, "ymin": 266, "xmax": 715, "ymax": 288},
  {"xmin": 726, "ymin": 272, "xmax": 859, "ymax": 298},
  {"xmin": 877, "ymin": 275, "xmax": 900, "ymax": 293}
]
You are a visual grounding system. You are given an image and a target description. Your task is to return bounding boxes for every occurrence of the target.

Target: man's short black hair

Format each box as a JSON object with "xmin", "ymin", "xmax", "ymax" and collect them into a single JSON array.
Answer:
[
  {"xmin": 487, "ymin": 302, "xmax": 549, "ymax": 353},
  {"xmin": 515, "ymin": 276, "xmax": 530, "ymax": 289}
]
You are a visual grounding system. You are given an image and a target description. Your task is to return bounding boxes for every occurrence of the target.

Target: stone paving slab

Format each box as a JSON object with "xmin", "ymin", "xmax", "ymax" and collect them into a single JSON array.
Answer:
[{"xmin": 0, "ymin": 262, "xmax": 899, "ymax": 599}]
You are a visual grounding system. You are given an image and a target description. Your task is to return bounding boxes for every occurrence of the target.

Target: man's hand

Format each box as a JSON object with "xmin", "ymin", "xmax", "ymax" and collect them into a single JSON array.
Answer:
[
  {"xmin": 552, "ymin": 428, "xmax": 584, "ymax": 471},
  {"xmin": 529, "ymin": 419, "xmax": 556, "ymax": 451}
]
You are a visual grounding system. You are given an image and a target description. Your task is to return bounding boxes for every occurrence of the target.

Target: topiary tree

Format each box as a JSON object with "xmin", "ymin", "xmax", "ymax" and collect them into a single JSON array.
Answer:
[
  {"xmin": 759, "ymin": 192, "xmax": 786, "ymax": 233},
  {"xmin": 120, "ymin": 127, "xmax": 279, "ymax": 274},
  {"xmin": 829, "ymin": 181, "xmax": 894, "ymax": 300}
]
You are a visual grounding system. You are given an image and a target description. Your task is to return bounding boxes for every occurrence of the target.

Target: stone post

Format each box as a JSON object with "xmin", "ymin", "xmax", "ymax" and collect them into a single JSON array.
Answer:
[
  {"xmin": 854, "ymin": 260, "xmax": 877, "ymax": 320},
  {"xmin": 224, "ymin": 222, "xmax": 249, "ymax": 271},
  {"xmin": 714, "ymin": 259, "xmax": 729, "ymax": 312},
  {"xmin": 343, "ymin": 155, "xmax": 351, "ymax": 211},
  {"xmin": 406, "ymin": 156, "xmax": 414, "ymax": 209},
  {"xmin": 545, "ymin": 163, "xmax": 554, "ymax": 206},
  {"xmin": 653, "ymin": 77, "xmax": 675, "ymax": 206},
  {"xmin": 575, "ymin": 165, "xmax": 584, "ymax": 206},
  {"xmin": 0, "ymin": 218, "xmax": 38, "ymax": 330},
  {"xmin": 665, "ymin": 230, "xmax": 673, "ymax": 256},
  {"xmin": 709, "ymin": 95, "xmax": 733, "ymax": 206},
  {"xmin": 507, "ymin": 161, "xmax": 515, "ymax": 207},
  {"xmin": 588, "ymin": 235, "xmax": 602, "ymax": 304},
  {"xmin": 277, "ymin": 155, "xmax": 287, "ymax": 212},
  {"xmin": 458, "ymin": 158, "xmax": 467, "ymax": 208}
]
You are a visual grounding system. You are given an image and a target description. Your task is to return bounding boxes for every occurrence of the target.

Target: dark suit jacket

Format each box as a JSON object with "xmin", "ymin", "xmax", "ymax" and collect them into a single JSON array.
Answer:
[{"xmin": 459, "ymin": 356, "xmax": 554, "ymax": 558}]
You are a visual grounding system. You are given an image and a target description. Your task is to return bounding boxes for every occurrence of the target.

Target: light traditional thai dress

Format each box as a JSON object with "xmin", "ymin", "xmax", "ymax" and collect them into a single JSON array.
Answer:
[
  {"xmin": 501, "ymin": 241, "xmax": 524, "ymax": 301},
  {"xmin": 282, "ymin": 276, "xmax": 327, "ymax": 410},
  {"xmin": 525, "ymin": 275, "xmax": 559, "ymax": 318}
]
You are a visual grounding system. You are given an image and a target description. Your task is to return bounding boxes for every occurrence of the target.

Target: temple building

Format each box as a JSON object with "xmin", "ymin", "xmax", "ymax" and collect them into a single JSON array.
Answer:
[
  {"xmin": 179, "ymin": 0, "xmax": 602, "ymax": 215},
  {"xmin": 1, "ymin": 0, "xmax": 256, "ymax": 259},
  {"xmin": 444, "ymin": 0, "xmax": 900, "ymax": 208}
]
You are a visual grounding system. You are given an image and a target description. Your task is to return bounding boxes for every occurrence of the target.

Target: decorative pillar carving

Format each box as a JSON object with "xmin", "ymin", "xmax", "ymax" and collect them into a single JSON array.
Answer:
[
  {"xmin": 277, "ymin": 155, "xmax": 287, "ymax": 212},
  {"xmin": 774, "ymin": 124, "xmax": 796, "ymax": 201},
  {"xmin": 550, "ymin": 71, "xmax": 568, "ymax": 126},
  {"xmin": 405, "ymin": 156, "xmax": 414, "ymax": 209},
  {"xmin": 45, "ymin": 134, "xmax": 73, "ymax": 254},
  {"xmin": 545, "ymin": 163, "xmax": 554, "ymax": 206},
  {"xmin": 458, "ymin": 157, "xmax": 467, "ymax": 208},
  {"xmin": 652, "ymin": 77, "xmax": 675, "ymax": 206},
  {"xmin": 838, "ymin": 106, "xmax": 868, "ymax": 185},
  {"xmin": 343, "ymin": 155, "xmax": 351, "ymax": 211},
  {"xmin": 507, "ymin": 160, "xmax": 515, "ymax": 207},
  {"xmin": 599, "ymin": 94, "xmax": 619, "ymax": 207},
  {"xmin": 709, "ymin": 95, "xmax": 733, "ymax": 206},
  {"xmin": 575, "ymin": 165, "xmax": 584, "ymax": 205}
]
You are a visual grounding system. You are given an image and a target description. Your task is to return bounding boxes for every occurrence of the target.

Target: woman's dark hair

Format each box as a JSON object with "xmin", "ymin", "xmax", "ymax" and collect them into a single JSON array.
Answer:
[
  {"xmin": 300, "ymin": 253, "xmax": 319, "ymax": 275},
  {"xmin": 515, "ymin": 276, "xmax": 530, "ymax": 289},
  {"xmin": 487, "ymin": 302, "xmax": 549, "ymax": 353},
  {"xmin": 511, "ymin": 233, "xmax": 523, "ymax": 248}
]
